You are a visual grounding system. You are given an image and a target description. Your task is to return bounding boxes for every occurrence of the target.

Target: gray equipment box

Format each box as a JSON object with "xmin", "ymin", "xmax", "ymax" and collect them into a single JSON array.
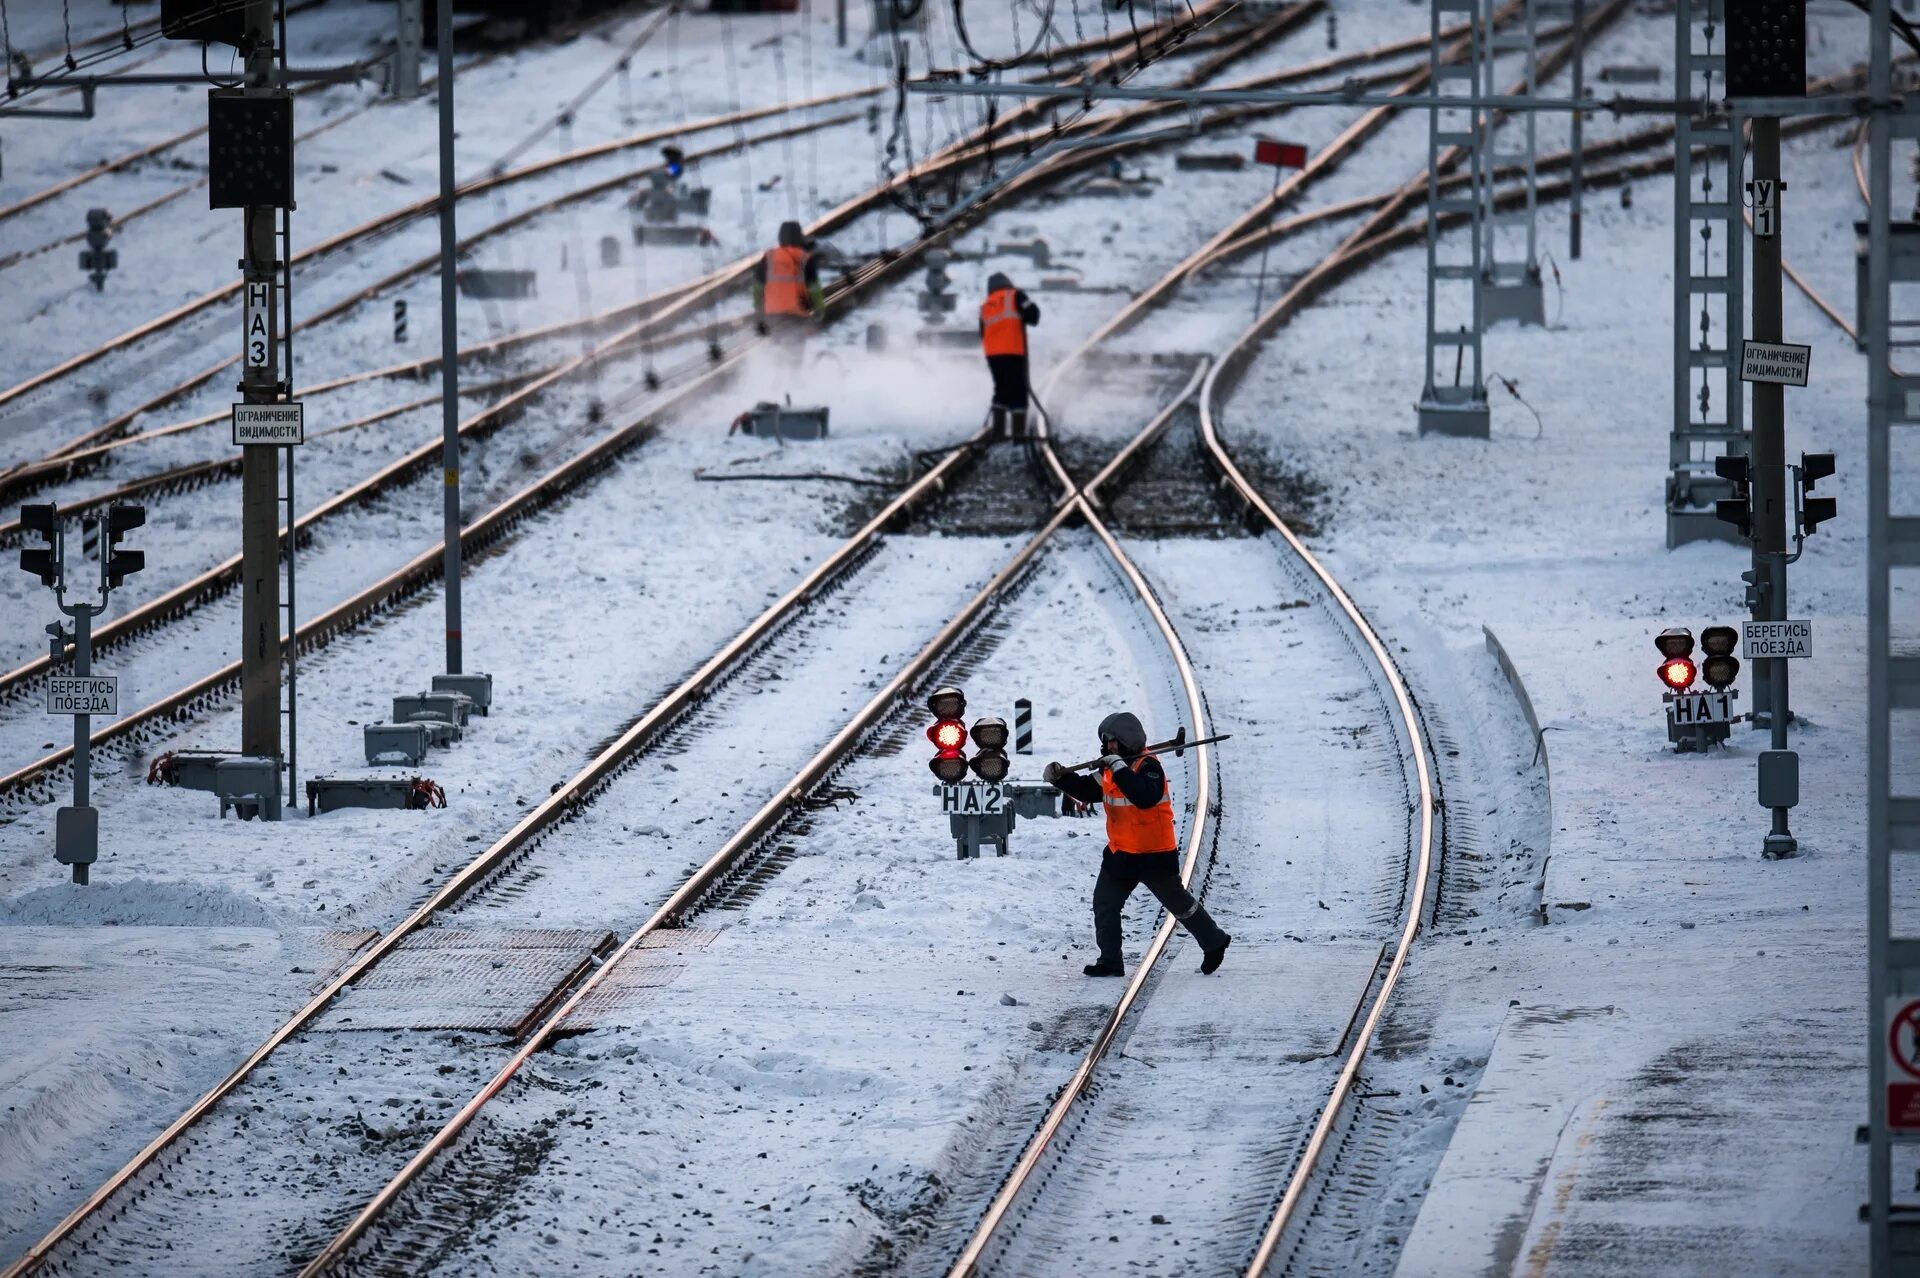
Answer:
[
  {"xmin": 306, "ymin": 776, "xmax": 424, "ymax": 816},
  {"xmin": 150, "ymin": 749, "xmax": 242, "ymax": 792},
  {"xmin": 394, "ymin": 691, "xmax": 472, "ymax": 732},
  {"xmin": 432, "ymin": 672, "xmax": 493, "ymax": 716},
  {"xmin": 216, "ymin": 756, "xmax": 282, "ymax": 821},
  {"xmin": 633, "ymin": 223, "xmax": 712, "ymax": 246},
  {"xmin": 365, "ymin": 721, "xmax": 432, "ymax": 767},
  {"xmin": 456, "ymin": 268, "xmax": 536, "ymax": 299},
  {"xmin": 736, "ymin": 402, "xmax": 829, "ymax": 442},
  {"xmin": 416, "ymin": 719, "xmax": 459, "ymax": 748}
]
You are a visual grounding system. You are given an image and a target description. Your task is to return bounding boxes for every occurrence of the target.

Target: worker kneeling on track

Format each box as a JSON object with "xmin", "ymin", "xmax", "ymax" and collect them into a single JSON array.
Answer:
[
  {"xmin": 1044, "ymin": 711, "xmax": 1231, "ymax": 977},
  {"xmin": 753, "ymin": 219, "xmax": 825, "ymax": 340}
]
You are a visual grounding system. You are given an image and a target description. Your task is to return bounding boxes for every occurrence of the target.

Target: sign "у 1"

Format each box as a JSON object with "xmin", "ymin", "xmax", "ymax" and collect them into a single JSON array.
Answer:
[
  {"xmin": 244, "ymin": 279, "xmax": 273, "ymax": 376},
  {"xmin": 1751, "ymin": 178, "xmax": 1777, "ymax": 238}
]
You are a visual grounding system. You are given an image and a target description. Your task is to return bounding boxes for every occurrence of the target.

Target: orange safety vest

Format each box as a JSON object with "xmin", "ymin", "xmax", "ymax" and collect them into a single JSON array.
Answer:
[
  {"xmin": 1100, "ymin": 752, "xmax": 1177, "ymax": 854},
  {"xmin": 980, "ymin": 287, "xmax": 1027, "ymax": 356},
  {"xmin": 763, "ymin": 245, "xmax": 811, "ymax": 316}
]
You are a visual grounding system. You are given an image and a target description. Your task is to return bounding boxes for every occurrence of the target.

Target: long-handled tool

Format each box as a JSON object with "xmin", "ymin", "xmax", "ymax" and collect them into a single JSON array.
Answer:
[{"xmin": 1055, "ymin": 725, "xmax": 1232, "ymax": 774}]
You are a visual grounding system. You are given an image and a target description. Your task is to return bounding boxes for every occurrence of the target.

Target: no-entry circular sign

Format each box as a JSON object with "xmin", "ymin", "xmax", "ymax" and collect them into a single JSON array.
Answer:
[{"xmin": 1890, "ymin": 1001, "xmax": 1920, "ymax": 1081}]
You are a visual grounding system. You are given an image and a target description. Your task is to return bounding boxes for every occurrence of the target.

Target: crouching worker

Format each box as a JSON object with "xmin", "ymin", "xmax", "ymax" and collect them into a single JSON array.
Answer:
[{"xmin": 1043, "ymin": 711, "xmax": 1231, "ymax": 977}]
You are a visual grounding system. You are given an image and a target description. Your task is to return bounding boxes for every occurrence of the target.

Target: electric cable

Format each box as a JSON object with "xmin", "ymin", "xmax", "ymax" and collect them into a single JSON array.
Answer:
[
  {"xmin": 1486, "ymin": 370, "xmax": 1543, "ymax": 439},
  {"xmin": 950, "ymin": 0, "xmax": 1056, "ymax": 71},
  {"xmin": 772, "ymin": 21, "xmax": 802, "ymax": 223}
]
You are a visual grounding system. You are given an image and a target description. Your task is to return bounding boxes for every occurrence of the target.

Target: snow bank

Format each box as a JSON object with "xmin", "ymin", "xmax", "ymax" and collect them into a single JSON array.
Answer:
[{"xmin": 0, "ymin": 879, "xmax": 283, "ymax": 929}]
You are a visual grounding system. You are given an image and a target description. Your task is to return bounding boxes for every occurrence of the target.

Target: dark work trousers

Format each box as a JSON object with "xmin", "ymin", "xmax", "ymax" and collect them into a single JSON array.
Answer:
[
  {"xmin": 1092, "ymin": 849, "xmax": 1228, "ymax": 966},
  {"xmin": 986, "ymin": 353, "xmax": 1030, "ymax": 437}
]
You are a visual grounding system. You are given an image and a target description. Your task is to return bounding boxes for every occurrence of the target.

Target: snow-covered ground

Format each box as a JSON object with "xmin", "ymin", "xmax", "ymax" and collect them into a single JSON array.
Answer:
[{"xmin": 0, "ymin": 0, "xmax": 1903, "ymax": 1274}]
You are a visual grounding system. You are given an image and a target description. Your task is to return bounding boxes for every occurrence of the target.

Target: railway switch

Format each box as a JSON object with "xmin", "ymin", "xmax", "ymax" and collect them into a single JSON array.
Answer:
[
  {"xmin": 79, "ymin": 209, "xmax": 117, "ymax": 291},
  {"xmin": 1657, "ymin": 626, "xmax": 1739, "ymax": 752}
]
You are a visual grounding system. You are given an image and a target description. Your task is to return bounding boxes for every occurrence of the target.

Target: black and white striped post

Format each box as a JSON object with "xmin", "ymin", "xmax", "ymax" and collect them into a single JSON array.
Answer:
[
  {"xmin": 393, "ymin": 297, "xmax": 408, "ymax": 344},
  {"xmin": 1013, "ymin": 698, "xmax": 1033, "ymax": 754}
]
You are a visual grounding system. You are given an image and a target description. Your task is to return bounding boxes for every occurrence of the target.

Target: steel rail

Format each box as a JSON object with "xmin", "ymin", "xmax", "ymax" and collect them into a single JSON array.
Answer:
[
  {"xmin": 935, "ymin": 40, "xmax": 1486, "ymax": 1271},
  {"xmin": 1185, "ymin": 239, "xmax": 1434, "ymax": 1278},
  {"xmin": 0, "ymin": 49, "xmax": 499, "ymax": 273},
  {"xmin": 0, "ymin": 13, "xmax": 1292, "ymax": 783},
  {"xmin": 12, "ymin": 14, "xmax": 1468, "ymax": 1268},
  {"xmin": 0, "ymin": 86, "xmax": 887, "ymax": 434},
  {"xmin": 0, "ymin": 361, "xmax": 1009, "ymax": 1278},
  {"xmin": 0, "ymin": 0, "xmax": 1235, "ymax": 432},
  {"xmin": 935, "ymin": 5, "xmax": 1611, "ymax": 1265},
  {"xmin": 0, "ymin": 103, "xmax": 865, "ymax": 483},
  {"xmin": 0, "ymin": 369, "xmax": 548, "ymax": 546},
  {"xmin": 292, "ymin": 335, "xmax": 1214, "ymax": 1278},
  {"xmin": 0, "ymin": 0, "xmax": 1321, "ymax": 716},
  {"xmin": 2, "ymin": 0, "xmax": 1428, "ymax": 490}
]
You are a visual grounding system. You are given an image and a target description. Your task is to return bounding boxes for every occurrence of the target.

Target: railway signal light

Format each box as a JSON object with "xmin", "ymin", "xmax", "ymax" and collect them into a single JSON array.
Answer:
[
  {"xmin": 105, "ymin": 503, "xmax": 145, "ymax": 588},
  {"xmin": 927, "ymin": 686, "xmax": 970, "ymax": 781},
  {"xmin": 1798, "ymin": 451, "xmax": 1836, "ymax": 537},
  {"xmin": 18, "ymin": 503, "xmax": 59, "ymax": 587},
  {"xmin": 79, "ymin": 209, "xmax": 117, "ymax": 292},
  {"xmin": 969, "ymin": 716, "xmax": 1010, "ymax": 782},
  {"xmin": 1655, "ymin": 627, "xmax": 1697, "ymax": 691},
  {"xmin": 1700, "ymin": 625, "xmax": 1741, "ymax": 690},
  {"xmin": 1714, "ymin": 453, "xmax": 1754, "ymax": 540},
  {"xmin": 1725, "ymin": 0, "xmax": 1806, "ymax": 99}
]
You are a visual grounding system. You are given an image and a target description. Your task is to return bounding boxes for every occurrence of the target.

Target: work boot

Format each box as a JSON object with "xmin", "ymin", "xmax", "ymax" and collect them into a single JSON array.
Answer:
[
  {"xmin": 1200, "ymin": 934, "xmax": 1231, "ymax": 975},
  {"xmin": 1083, "ymin": 960, "xmax": 1124, "ymax": 977}
]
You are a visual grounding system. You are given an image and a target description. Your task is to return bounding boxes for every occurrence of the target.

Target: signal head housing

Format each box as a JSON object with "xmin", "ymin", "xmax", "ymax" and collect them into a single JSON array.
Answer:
[{"xmin": 1655, "ymin": 627, "xmax": 1696, "ymax": 659}]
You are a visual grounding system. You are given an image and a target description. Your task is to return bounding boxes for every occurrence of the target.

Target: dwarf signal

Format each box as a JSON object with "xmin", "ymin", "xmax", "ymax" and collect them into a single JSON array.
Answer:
[
  {"xmin": 969, "ymin": 716, "xmax": 1010, "ymax": 782},
  {"xmin": 1656, "ymin": 626, "xmax": 1740, "ymax": 751}
]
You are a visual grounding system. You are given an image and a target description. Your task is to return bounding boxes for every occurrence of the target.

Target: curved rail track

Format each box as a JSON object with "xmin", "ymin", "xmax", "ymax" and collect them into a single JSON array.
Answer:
[
  {"xmin": 0, "ymin": 0, "xmax": 1392, "ymax": 785},
  {"xmin": 0, "ymin": 10, "xmax": 1372, "ymax": 1264},
  {"xmin": 0, "ymin": 6, "xmax": 1704, "ymax": 1272}
]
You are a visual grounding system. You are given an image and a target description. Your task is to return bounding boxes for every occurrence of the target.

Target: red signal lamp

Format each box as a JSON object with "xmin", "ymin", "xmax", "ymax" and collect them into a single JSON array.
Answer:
[
  {"xmin": 928, "ymin": 716, "xmax": 970, "ymax": 781},
  {"xmin": 1659, "ymin": 657, "xmax": 1698, "ymax": 691}
]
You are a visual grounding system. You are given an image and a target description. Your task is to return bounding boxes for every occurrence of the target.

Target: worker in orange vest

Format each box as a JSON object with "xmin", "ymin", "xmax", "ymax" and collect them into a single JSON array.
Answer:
[
  {"xmin": 1044, "ymin": 711, "xmax": 1231, "ymax": 977},
  {"xmin": 979, "ymin": 271, "xmax": 1040, "ymax": 437},
  {"xmin": 753, "ymin": 220, "xmax": 823, "ymax": 331}
]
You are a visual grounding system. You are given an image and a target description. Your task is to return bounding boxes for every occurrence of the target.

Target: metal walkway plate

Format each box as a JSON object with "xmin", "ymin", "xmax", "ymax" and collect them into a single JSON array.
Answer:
[
  {"xmin": 311, "ymin": 927, "xmax": 614, "ymax": 1037},
  {"xmin": 566, "ymin": 929, "xmax": 723, "ymax": 1029}
]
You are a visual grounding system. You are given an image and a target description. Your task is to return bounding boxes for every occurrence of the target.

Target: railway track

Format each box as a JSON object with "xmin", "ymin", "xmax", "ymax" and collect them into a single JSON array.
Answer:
[
  {"xmin": 0, "ymin": 6, "xmax": 1680, "ymax": 1270},
  {"xmin": 15, "ymin": 0, "xmax": 1544, "ymax": 485},
  {"xmin": 0, "ymin": 202, "xmax": 1214, "ymax": 1278},
  {"xmin": 0, "ymin": 0, "xmax": 1288, "ymax": 454},
  {"xmin": 0, "ymin": 9, "xmax": 1377, "ymax": 1262},
  {"xmin": 0, "ymin": 1, "xmax": 1365, "ymax": 781},
  {"xmin": 269, "ymin": 21, "xmax": 1540, "ymax": 1259}
]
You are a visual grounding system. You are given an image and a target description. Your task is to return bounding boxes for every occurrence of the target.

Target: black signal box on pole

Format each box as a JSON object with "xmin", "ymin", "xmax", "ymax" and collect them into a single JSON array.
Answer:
[
  {"xmin": 160, "ymin": 0, "xmax": 248, "ymax": 47},
  {"xmin": 1725, "ymin": 2, "xmax": 1807, "ymax": 98},
  {"xmin": 209, "ymin": 90, "xmax": 295, "ymax": 210}
]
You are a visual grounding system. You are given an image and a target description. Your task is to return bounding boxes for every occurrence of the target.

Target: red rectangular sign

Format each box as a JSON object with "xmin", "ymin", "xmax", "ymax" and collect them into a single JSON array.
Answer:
[
  {"xmin": 1890, "ymin": 1083, "xmax": 1920, "ymax": 1130},
  {"xmin": 1254, "ymin": 139, "xmax": 1308, "ymax": 169}
]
